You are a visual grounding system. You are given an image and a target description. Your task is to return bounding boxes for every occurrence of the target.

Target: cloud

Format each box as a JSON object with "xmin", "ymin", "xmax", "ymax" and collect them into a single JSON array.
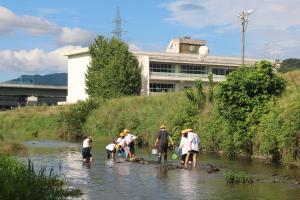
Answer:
[
  {"xmin": 128, "ymin": 43, "xmax": 142, "ymax": 51},
  {"xmin": 0, "ymin": 6, "xmax": 94, "ymax": 46},
  {"xmin": 163, "ymin": 0, "xmax": 300, "ymax": 29},
  {"xmin": 0, "ymin": 46, "xmax": 82, "ymax": 74},
  {"xmin": 163, "ymin": 0, "xmax": 300, "ymax": 58},
  {"xmin": 0, "ymin": 6, "xmax": 59, "ymax": 35},
  {"xmin": 56, "ymin": 27, "xmax": 94, "ymax": 46}
]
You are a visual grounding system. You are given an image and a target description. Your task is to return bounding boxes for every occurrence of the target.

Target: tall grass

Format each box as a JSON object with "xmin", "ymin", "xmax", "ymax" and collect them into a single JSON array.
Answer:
[
  {"xmin": 83, "ymin": 92, "xmax": 189, "ymax": 142},
  {"xmin": 224, "ymin": 171, "xmax": 254, "ymax": 184},
  {"xmin": 0, "ymin": 154, "xmax": 81, "ymax": 200},
  {"xmin": 0, "ymin": 106, "xmax": 62, "ymax": 140}
]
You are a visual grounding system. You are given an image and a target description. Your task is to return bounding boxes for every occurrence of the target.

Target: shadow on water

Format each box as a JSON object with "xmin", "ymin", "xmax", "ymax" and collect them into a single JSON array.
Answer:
[{"xmin": 21, "ymin": 140, "xmax": 300, "ymax": 200}]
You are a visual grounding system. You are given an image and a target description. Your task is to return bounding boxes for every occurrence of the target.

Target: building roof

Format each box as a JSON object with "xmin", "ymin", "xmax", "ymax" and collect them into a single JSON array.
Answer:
[{"xmin": 64, "ymin": 46, "xmax": 272, "ymax": 66}]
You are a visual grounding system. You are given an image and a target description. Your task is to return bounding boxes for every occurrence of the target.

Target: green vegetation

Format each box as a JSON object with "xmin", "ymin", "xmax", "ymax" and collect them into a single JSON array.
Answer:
[
  {"xmin": 0, "ymin": 154, "xmax": 81, "ymax": 200},
  {"xmin": 85, "ymin": 35, "xmax": 141, "ymax": 99},
  {"xmin": 224, "ymin": 171, "xmax": 254, "ymax": 184},
  {"xmin": 1, "ymin": 62, "xmax": 300, "ymax": 166},
  {"xmin": 256, "ymin": 70, "xmax": 300, "ymax": 165},
  {"xmin": 279, "ymin": 58, "xmax": 300, "ymax": 73},
  {"xmin": 214, "ymin": 61, "xmax": 286, "ymax": 158},
  {"xmin": 0, "ymin": 105, "xmax": 62, "ymax": 140},
  {"xmin": 59, "ymin": 98, "xmax": 103, "ymax": 138}
]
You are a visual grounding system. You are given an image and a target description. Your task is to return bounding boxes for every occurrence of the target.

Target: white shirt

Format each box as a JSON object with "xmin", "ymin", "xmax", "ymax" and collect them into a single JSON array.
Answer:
[
  {"xmin": 82, "ymin": 138, "xmax": 90, "ymax": 148},
  {"xmin": 118, "ymin": 138, "xmax": 126, "ymax": 147},
  {"xmin": 179, "ymin": 136, "xmax": 190, "ymax": 155},
  {"xmin": 125, "ymin": 133, "xmax": 137, "ymax": 145},
  {"xmin": 116, "ymin": 137, "xmax": 122, "ymax": 143},
  {"xmin": 187, "ymin": 132, "xmax": 200, "ymax": 152},
  {"xmin": 106, "ymin": 144, "xmax": 115, "ymax": 151}
]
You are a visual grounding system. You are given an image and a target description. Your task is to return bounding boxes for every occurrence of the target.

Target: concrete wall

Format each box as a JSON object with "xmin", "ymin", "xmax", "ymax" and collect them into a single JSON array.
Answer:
[
  {"xmin": 67, "ymin": 53, "xmax": 90, "ymax": 103},
  {"xmin": 136, "ymin": 55, "xmax": 150, "ymax": 95}
]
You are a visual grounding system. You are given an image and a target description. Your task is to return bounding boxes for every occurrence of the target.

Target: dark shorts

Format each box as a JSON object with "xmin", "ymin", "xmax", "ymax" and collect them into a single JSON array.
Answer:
[
  {"xmin": 190, "ymin": 150, "xmax": 199, "ymax": 154},
  {"xmin": 128, "ymin": 142, "xmax": 135, "ymax": 154},
  {"xmin": 82, "ymin": 147, "xmax": 92, "ymax": 159},
  {"xmin": 159, "ymin": 145, "xmax": 168, "ymax": 154},
  {"xmin": 106, "ymin": 149, "xmax": 115, "ymax": 159},
  {"xmin": 181, "ymin": 154, "xmax": 187, "ymax": 162}
]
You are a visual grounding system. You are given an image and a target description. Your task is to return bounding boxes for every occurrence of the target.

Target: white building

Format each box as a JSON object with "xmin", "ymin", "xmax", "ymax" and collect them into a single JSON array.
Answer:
[{"xmin": 65, "ymin": 37, "xmax": 267, "ymax": 103}]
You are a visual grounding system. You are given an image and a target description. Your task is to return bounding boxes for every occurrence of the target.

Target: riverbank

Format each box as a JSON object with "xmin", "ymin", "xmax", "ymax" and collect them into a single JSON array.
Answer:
[{"xmin": 1, "ymin": 70, "xmax": 299, "ymax": 166}]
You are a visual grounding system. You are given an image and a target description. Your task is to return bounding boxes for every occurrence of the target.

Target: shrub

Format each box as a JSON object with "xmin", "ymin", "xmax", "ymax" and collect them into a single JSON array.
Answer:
[{"xmin": 59, "ymin": 98, "xmax": 102, "ymax": 138}]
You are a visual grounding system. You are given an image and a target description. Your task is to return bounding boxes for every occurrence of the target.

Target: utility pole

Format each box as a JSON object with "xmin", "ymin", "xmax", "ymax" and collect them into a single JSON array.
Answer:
[
  {"xmin": 238, "ymin": 9, "xmax": 254, "ymax": 65},
  {"xmin": 112, "ymin": 6, "xmax": 123, "ymax": 40}
]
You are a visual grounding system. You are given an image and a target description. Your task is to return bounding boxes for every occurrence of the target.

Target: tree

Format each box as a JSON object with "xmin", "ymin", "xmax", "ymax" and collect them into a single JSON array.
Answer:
[
  {"xmin": 279, "ymin": 58, "xmax": 300, "ymax": 73},
  {"xmin": 85, "ymin": 36, "xmax": 141, "ymax": 99},
  {"xmin": 214, "ymin": 61, "xmax": 286, "ymax": 157}
]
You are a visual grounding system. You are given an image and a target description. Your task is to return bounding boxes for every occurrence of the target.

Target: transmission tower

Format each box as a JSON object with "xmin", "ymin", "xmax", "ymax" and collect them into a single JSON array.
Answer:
[{"xmin": 112, "ymin": 7, "xmax": 123, "ymax": 40}]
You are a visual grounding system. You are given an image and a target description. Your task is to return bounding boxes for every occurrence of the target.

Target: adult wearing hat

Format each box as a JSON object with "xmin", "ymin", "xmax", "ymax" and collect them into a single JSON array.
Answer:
[{"xmin": 154, "ymin": 125, "xmax": 174, "ymax": 164}]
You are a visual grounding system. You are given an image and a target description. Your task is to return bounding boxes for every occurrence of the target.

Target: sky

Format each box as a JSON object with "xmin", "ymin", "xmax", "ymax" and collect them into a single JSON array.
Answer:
[{"xmin": 0, "ymin": 0, "xmax": 299, "ymax": 82}]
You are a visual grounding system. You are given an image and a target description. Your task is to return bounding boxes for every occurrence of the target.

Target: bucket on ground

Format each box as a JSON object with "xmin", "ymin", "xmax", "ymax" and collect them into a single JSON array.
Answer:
[{"xmin": 152, "ymin": 148, "xmax": 158, "ymax": 155}]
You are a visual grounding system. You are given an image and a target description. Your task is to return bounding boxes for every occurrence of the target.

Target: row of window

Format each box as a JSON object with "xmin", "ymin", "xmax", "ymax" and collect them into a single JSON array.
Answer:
[
  {"xmin": 149, "ymin": 83, "xmax": 175, "ymax": 93},
  {"xmin": 212, "ymin": 68, "xmax": 234, "ymax": 75},
  {"xmin": 181, "ymin": 64, "xmax": 206, "ymax": 74},
  {"xmin": 149, "ymin": 62, "xmax": 234, "ymax": 75},
  {"xmin": 149, "ymin": 63, "xmax": 175, "ymax": 73}
]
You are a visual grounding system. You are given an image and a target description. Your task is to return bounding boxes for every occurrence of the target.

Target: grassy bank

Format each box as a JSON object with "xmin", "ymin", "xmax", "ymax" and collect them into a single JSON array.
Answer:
[
  {"xmin": 0, "ymin": 105, "xmax": 63, "ymax": 140},
  {"xmin": 1, "ymin": 70, "xmax": 299, "ymax": 166},
  {"xmin": 0, "ymin": 154, "xmax": 81, "ymax": 200}
]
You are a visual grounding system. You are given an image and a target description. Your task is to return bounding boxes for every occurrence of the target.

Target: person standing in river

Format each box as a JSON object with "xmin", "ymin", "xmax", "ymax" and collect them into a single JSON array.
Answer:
[
  {"xmin": 154, "ymin": 125, "xmax": 174, "ymax": 164},
  {"xmin": 179, "ymin": 129, "xmax": 189, "ymax": 166},
  {"xmin": 185, "ymin": 129, "xmax": 200, "ymax": 168},
  {"xmin": 82, "ymin": 136, "xmax": 93, "ymax": 162},
  {"xmin": 124, "ymin": 128, "xmax": 137, "ymax": 158}
]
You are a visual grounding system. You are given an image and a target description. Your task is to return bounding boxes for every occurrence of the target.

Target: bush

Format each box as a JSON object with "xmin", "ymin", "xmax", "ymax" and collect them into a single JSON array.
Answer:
[
  {"xmin": 214, "ymin": 61, "xmax": 286, "ymax": 157},
  {"xmin": 59, "ymin": 98, "xmax": 102, "ymax": 138}
]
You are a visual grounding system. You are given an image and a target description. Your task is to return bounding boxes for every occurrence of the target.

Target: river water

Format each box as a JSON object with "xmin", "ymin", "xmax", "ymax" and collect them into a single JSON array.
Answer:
[{"xmin": 21, "ymin": 140, "xmax": 300, "ymax": 200}]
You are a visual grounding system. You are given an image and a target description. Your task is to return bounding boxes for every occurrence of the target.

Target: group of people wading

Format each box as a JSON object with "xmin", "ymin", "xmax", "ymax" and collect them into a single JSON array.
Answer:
[{"xmin": 82, "ymin": 125, "xmax": 201, "ymax": 168}]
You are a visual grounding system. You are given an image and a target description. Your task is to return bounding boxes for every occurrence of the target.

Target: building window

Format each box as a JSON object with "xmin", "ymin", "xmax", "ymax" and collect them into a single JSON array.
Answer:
[
  {"xmin": 180, "ymin": 64, "xmax": 207, "ymax": 74},
  {"xmin": 212, "ymin": 67, "xmax": 235, "ymax": 75},
  {"xmin": 150, "ymin": 83, "xmax": 175, "ymax": 93},
  {"xmin": 150, "ymin": 62, "xmax": 175, "ymax": 73}
]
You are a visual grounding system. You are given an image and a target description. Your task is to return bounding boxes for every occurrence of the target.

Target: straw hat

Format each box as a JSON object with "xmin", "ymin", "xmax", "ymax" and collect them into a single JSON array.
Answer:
[
  {"xmin": 119, "ymin": 132, "xmax": 125, "ymax": 137},
  {"xmin": 186, "ymin": 128, "xmax": 193, "ymax": 132},
  {"xmin": 180, "ymin": 129, "xmax": 187, "ymax": 134},
  {"xmin": 123, "ymin": 129, "xmax": 129, "ymax": 134}
]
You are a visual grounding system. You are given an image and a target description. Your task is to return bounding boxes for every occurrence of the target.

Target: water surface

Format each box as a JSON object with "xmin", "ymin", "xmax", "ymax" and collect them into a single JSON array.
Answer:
[{"xmin": 22, "ymin": 140, "xmax": 300, "ymax": 200}]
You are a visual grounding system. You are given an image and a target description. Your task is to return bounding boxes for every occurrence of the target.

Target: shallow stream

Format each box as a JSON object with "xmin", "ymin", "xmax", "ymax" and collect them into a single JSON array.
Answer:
[{"xmin": 21, "ymin": 140, "xmax": 300, "ymax": 200}]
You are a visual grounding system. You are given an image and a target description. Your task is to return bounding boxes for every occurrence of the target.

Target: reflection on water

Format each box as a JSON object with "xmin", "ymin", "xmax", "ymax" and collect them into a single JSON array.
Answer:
[{"xmin": 21, "ymin": 140, "xmax": 300, "ymax": 200}]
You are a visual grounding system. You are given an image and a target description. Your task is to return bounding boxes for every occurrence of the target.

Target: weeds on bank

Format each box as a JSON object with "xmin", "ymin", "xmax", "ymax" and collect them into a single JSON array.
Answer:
[
  {"xmin": 0, "ymin": 154, "xmax": 82, "ymax": 200},
  {"xmin": 224, "ymin": 171, "xmax": 254, "ymax": 184}
]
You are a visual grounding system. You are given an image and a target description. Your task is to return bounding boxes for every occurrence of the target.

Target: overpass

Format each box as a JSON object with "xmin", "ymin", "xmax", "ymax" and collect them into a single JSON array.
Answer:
[{"xmin": 0, "ymin": 83, "xmax": 67, "ymax": 109}]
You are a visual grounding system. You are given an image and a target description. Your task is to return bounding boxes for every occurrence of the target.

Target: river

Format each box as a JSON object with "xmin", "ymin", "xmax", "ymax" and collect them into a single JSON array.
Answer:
[{"xmin": 21, "ymin": 140, "xmax": 300, "ymax": 200}]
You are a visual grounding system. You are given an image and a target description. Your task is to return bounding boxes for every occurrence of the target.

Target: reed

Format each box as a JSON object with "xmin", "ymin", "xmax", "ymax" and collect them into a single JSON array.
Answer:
[{"xmin": 0, "ymin": 154, "xmax": 82, "ymax": 199}]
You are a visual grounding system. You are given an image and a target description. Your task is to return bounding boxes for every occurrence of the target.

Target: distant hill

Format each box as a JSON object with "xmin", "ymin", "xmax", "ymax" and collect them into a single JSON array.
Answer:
[{"xmin": 5, "ymin": 73, "xmax": 67, "ymax": 86}]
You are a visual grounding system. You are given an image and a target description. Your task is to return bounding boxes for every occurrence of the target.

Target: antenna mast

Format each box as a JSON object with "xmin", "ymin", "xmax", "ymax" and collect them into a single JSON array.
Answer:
[{"xmin": 112, "ymin": 7, "xmax": 122, "ymax": 40}]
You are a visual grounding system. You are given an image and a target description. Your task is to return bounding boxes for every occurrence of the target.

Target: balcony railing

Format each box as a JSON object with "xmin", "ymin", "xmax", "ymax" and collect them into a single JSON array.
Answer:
[{"xmin": 149, "ymin": 72, "xmax": 226, "ymax": 81}]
